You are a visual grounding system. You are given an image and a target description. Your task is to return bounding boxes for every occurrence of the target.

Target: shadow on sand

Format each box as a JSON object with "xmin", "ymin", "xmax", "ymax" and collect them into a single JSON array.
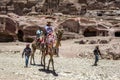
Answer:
[
  {"xmin": 31, "ymin": 64, "xmax": 44, "ymax": 67},
  {"xmin": 38, "ymin": 69, "xmax": 58, "ymax": 76}
]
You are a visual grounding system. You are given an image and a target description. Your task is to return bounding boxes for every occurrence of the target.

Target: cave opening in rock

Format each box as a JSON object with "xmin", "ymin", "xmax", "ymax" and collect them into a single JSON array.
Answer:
[
  {"xmin": 17, "ymin": 30, "xmax": 24, "ymax": 41},
  {"xmin": 115, "ymin": 31, "xmax": 120, "ymax": 37},
  {"xmin": 84, "ymin": 28, "xmax": 97, "ymax": 37}
]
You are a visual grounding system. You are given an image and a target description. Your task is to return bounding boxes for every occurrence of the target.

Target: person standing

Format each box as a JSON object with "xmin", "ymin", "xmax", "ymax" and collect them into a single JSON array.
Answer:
[
  {"xmin": 22, "ymin": 44, "xmax": 31, "ymax": 67},
  {"xmin": 93, "ymin": 46, "xmax": 103, "ymax": 66}
]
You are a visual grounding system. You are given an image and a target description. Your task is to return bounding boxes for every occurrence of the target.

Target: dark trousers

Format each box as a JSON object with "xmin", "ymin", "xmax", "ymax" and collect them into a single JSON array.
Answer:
[
  {"xmin": 25, "ymin": 56, "xmax": 29, "ymax": 67},
  {"xmin": 94, "ymin": 55, "xmax": 99, "ymax": 65}
]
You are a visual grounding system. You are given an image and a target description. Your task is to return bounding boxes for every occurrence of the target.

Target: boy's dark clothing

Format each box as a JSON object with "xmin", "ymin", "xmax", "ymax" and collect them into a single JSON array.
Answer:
[
  {"xmin": 94, "ymin": 49, "xmax": 100, "ymax": 55},
  {"xmin": 22, "ymin": 47, "xmax": 31, "ymax": 67}
]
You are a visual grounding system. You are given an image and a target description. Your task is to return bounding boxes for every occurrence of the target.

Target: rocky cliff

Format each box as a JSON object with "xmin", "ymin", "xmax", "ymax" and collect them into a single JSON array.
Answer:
[{"xmin": 0, "ymin": 0, "xmax": 120, "ymax": 15}]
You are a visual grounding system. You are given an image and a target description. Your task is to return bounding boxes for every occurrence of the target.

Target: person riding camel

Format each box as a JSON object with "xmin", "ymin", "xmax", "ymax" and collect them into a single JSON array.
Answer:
[
  {"xmin": 36, "ymin": 27, "xmax": 43, "ymax": 39},
  {"xmin": 44, "ymin": 21, "xmax": 55, "ymax": 47},
  {"xmin": 36, "ymin": 27, "xmax": 43, "ymax": 46},
  {"xmin": 45, "ymin": 22, "xmax": 53, "ymax": 35}
]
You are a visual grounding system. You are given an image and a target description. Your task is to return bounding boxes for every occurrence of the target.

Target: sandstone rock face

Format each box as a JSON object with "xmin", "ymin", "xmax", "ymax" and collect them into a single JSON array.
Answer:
[
  {"xmin": 0, "ymin": 14, "xmax": 36, "ymax": 42},
  {"xmin": 1, "ymin": 13, "xmax": 120, "ymax": 42},
  {"xmin": 58, "ymin": 17, "xmax": 115, "ymax": 39},
  {"xmin": 0, "ymin": 15, "xmax": 17, "ymax": 42},
  {"xmin": 59, "ymin": 19, "xmax": 80, "ymax": 33},
  {"xmin": 1, "ymin": 0, "xmax": 120, "ymax": 16},
  {"xmin": 0, "ymin": 32, "xmax": 14, "ymax": 42}
]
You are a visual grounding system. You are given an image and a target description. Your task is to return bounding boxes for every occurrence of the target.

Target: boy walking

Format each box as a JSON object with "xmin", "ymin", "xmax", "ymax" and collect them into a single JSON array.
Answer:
[
  {"xmin": 22, "ymin": 44, "xmax": 31, "ymax": 67},
  {"xmin": 93, "ymin": 46, "xmax": 103, "ymax": 66}
]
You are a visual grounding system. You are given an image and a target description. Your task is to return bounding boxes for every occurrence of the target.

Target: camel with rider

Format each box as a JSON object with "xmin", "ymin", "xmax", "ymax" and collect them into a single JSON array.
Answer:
[{"xmin": 30, "ymin": 29, "xmax": 63, "ymax": 71}]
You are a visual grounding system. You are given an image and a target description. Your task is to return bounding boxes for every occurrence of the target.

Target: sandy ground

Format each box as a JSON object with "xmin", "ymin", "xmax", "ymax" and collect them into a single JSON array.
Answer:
[{"xmin": 0, "ymin": 39, "xmax": 120, "ymax": 80}]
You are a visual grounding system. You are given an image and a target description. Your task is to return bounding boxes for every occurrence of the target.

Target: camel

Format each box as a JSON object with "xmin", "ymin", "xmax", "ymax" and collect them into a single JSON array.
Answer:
[
  {"xmin": 30, "ymin": 27, "xmax": 47, "ymax": 65},
  {"xmin": 30, "ymin": 34, "xmax": 46, "ymax": 65},
  {"xmin": 42, "ymin": 30, "xmax": 63, "ymax": 71},
  {"xmin": 30, "ymin": 29, "xmax": 63, "ymax": 71}
]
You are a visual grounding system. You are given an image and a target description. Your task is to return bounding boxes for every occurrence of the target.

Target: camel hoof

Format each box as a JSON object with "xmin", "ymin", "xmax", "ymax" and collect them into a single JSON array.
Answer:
[
  {"xmin": 40, "ymin": 63, "xmax": 43, "ymax": 66},
  {"xmin": 47, "ymin": 68, "xmax": 49, "ymax": 71},
  {"xmin": 30, "ymin": 63, "xmax": 36, "ymax": 65},
  {"xmin": 43, "ymin": 68, "xmax": 45, "ymax": 71},
  {"xmin": 41, "ymin": 64, "xmax": 44, "ymax": 66},
  {"xmin": 53, "ymin": 70, "xmax": 55, "ymax": 72},
  {"xmin": 43, "ymin": 66, "xmax": 46, "ymax": 70},
  {"xmin": 56, "ymin": 55, "xmax": 59, "ymax": 57}
]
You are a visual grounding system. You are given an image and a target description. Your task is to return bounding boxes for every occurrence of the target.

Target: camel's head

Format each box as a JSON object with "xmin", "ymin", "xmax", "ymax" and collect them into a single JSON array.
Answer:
[{"xmin": 56, "ymin": 29, "xmax": 64, "ymax": 41}]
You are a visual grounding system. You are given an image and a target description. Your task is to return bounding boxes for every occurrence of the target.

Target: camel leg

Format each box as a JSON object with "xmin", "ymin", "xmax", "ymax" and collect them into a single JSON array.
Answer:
[
  {"xmin": 30, "ymin": 52, "xmax": 33, "ymax": 65},
  {"xmin": 30, "ymin": 54, "xmax": 32, "ymax": 65},
  {"xmin": 41, "ymin": 52, "xmax": 44, "ymax": 65},
  {"xmin": 43, "ymin": 54, "xmax": 46, "ymax": 70},
  {"xmin": 47, "ymin": 48, "xmax": 52, "ymax": 71},
  {"xmin": 51, "ymin": 56, "xmax": 55, "ymax": 72},
  {"xmin": 33, "ymin": 54, "xmax": 35, "ymax": 65},
  {"xmin": 47, "ymin": 55, "xmax": 55, "ymax": 71},
  {"xmin": 56, "ymin": 48, "xmax": 59, "ymax": 57},
  {"xmin": 30, "ymin": 49, "xmax": 36, "ymax": 65},
  {"xmin": 47, "ymin": 56, "xmax": 51, "ymax": 71}
]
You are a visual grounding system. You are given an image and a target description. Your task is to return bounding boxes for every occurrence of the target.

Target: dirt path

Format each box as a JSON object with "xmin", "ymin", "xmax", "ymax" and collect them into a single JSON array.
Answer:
[
  {"xmin": 0, "ymin": 40, "xmax": 120, "ymax": 80},
  {"xmin": 0, "ymin": 52, "xmax": 120, "ymax": 80}
]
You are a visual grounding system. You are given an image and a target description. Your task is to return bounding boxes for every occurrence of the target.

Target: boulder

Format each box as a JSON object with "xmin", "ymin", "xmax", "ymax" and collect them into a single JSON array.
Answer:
[{"xmin": 99, "ymin": 40, "xmax": 109, "ymax": 44}]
